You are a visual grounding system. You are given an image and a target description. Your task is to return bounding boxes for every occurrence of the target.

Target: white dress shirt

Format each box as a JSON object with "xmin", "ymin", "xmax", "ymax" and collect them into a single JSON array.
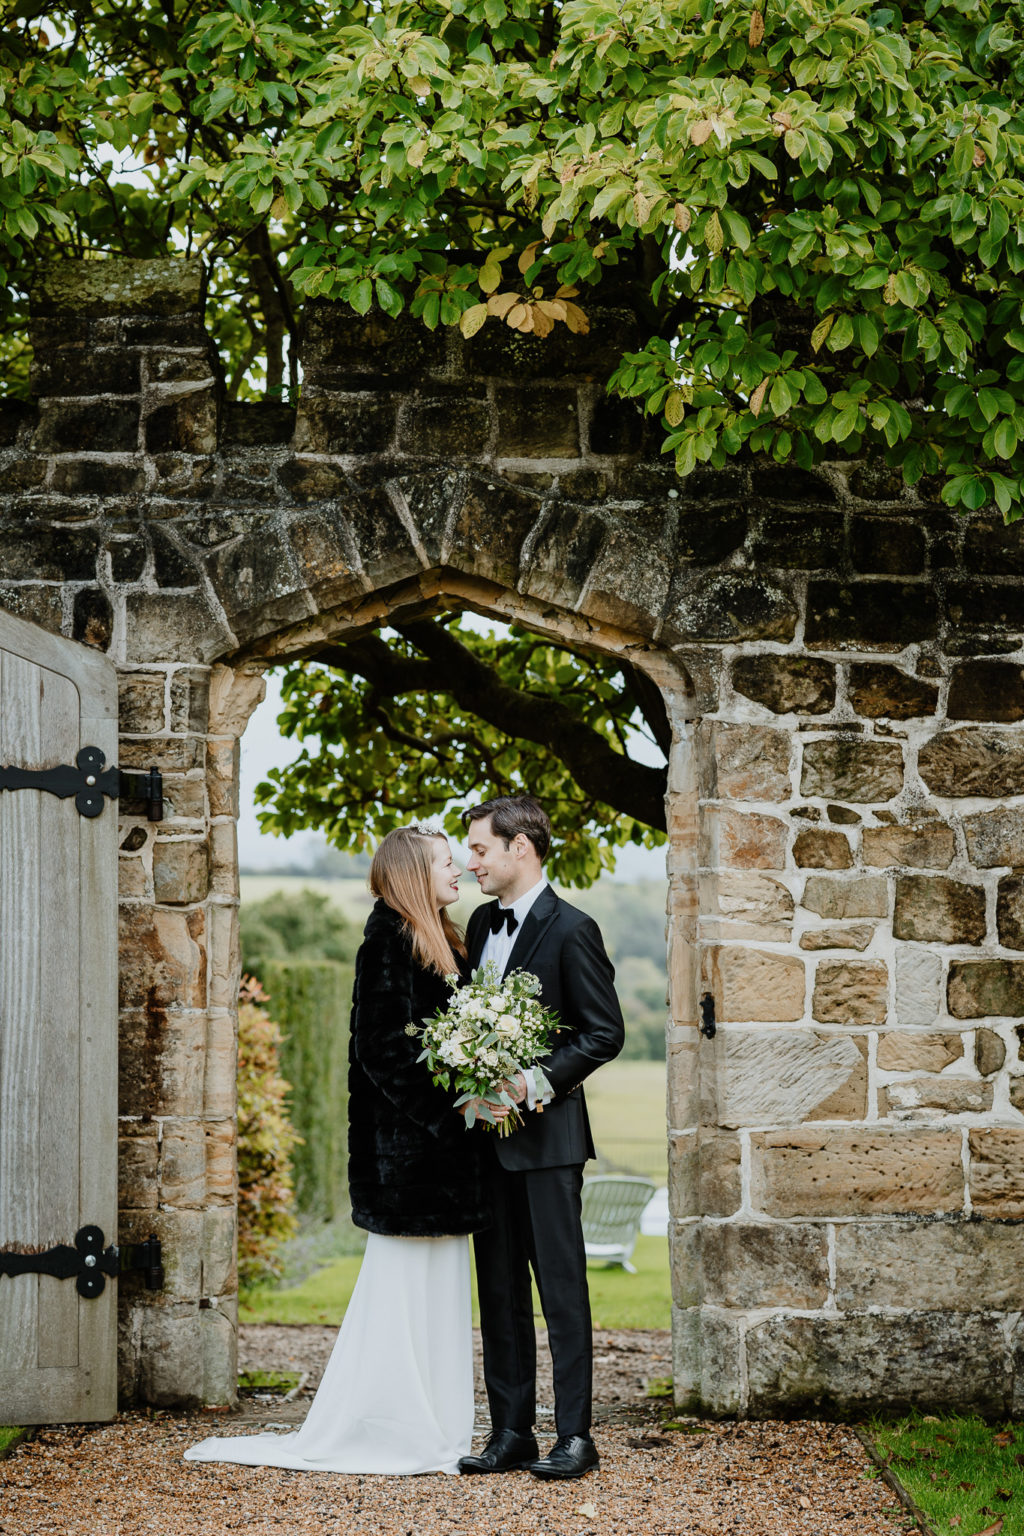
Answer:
[{"xmin": 477, "ymin": 876, "xmax": 552, "ymax": 1110}]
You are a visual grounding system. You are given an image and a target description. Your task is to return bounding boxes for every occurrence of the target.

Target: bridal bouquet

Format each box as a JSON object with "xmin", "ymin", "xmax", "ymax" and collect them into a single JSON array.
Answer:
[{"xmin": 408, "ymin": 961, "xmax": 558, "ymax": 1134}]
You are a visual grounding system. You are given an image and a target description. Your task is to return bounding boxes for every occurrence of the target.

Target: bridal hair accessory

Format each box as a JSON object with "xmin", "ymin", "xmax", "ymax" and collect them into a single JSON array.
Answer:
[{"xmin": 408, "ymin": 817, "xmax": 445, "ymax": 836}]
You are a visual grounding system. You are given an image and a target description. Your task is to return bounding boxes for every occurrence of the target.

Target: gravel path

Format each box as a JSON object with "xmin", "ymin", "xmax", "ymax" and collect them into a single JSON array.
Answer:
[{"xmin": 0, "ymin": 1327, "xmax": 909, "ymax": 1536}]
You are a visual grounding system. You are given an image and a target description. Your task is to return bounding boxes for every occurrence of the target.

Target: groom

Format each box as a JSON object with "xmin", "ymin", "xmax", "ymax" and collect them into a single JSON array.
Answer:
[{"xmin": 458, "ymin": 795, "xmax": 625, "ymax": 1481}]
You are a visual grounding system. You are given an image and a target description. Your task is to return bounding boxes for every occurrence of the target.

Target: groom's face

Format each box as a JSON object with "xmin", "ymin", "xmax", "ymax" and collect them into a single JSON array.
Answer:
[{"xmin": 465, "ymin": 817, "xmax": 520, "ymax": 900}]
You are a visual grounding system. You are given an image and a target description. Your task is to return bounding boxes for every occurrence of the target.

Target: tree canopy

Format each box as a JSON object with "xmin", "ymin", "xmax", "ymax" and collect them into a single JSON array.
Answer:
[
  {"xmin": 254, "ymin": 618, "xmax": 669, "ymax": 886},
  {"xmin": 4, "ymin": 1, "xmax": 1024, "ymax": 513}
]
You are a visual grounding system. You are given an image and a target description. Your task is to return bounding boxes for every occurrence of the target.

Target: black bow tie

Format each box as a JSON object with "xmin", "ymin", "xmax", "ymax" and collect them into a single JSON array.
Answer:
[{"xmin": 489, "ymin": 906, "xmax": 518, "ymax": 937}]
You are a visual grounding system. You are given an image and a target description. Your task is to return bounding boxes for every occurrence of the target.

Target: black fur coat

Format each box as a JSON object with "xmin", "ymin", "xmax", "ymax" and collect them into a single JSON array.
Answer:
[{"xmin": 348, "ymin": 899, "xmax": 487, "ymax": 1237}]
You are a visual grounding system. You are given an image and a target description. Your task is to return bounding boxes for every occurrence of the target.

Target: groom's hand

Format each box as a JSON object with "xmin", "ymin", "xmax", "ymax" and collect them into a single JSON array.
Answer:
[
  {"xmin": 459, "ymin": 1095, "xmax": 513, "ymax": 1123},
  {"xmin": 504, "ymin": 1074, "xmax": 528, "ymax": 1105}
]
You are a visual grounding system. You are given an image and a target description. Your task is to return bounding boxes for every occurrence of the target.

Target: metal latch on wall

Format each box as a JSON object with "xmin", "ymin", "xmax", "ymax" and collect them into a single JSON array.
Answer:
[
  {"xmin": 699, "ymin": 992, "xmax": 717, "ymax": 1039},
  {"xmin": 0, "ymin": 1227, "xmax": 164, "ymax": 1299},
  {"xmin": 0, "ymin": 747, "xmax": 163, "ymax": 820}
]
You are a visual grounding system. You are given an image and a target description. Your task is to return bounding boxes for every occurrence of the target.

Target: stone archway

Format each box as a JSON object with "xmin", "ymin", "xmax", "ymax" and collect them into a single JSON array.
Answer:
[{"xmin": 6, "ymin": 257, "xmax": 1024, "ymax": 1419}]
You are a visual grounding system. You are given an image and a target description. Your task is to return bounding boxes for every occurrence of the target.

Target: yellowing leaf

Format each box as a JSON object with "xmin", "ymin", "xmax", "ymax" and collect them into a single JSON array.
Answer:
[
  {"xmin": 689, "ymin": 119, "xmax": 713, "ymax": 146},
  {"xmin": 749, "ymin": 378, "xmax": 768, "ymax": 415},
  {"xmin": 531, "ymin": 303, "xmax": 554, "ymax": 337},
  {"xmin": 518, "ymin": 240, "xmax": 542, "ymax": 275},
  {"xmin": 673, "ymin": 203, "xmax": 692, "ymax": 233},
  {"xmin": 705, "ymin": 210, "xmax": 723, "ymax": 253},
  {"xmin": 810, "ymin": 314, "xmax": 834, "ymax": 352},
  {"xmin": 506, "ymin": 301, "xmax": 529, "ymax": 329},
  {"xmin": 563, "ymin": 301, "xmax": 590, "ymax": 335},
  {"xmin": 556, "ymin": 283, "xmax": 579, "ymax": 298},
  {"xmin": 973, "ymin": 140, "xmax": 987, "ymax": 168},
  {"xmin": 633, "ymin": 188, "xmax": 653, "ymax": 227},
  {"xmin": 883, "ymin": 273, "xmax": 897, "ymax": 304},
  {"xmin": 270, "ymin": 194, "xmax": 288, "ymax": 221},
  {"xmin": 748, "ymin": 8, "xmax": 765, "ymax": 45},
  {"xmin": 665, "ymin": 389, "xmax": 686, "ymax": 427},
  {"xmin": 407, "ymin": 139, "xmax": 427, "ymax": 168},
  {"xmin": 479, "ymin": 257, "xmax": 503, "ymax": 294},
  {"xmin": 460, "ymin": 303, "xmax": 489, "ymax": 339},
  {"xmin": 487, "ymin": 292, "xmax": 518, "ymax": 318},
  {"xmin": 537, "ymin": 299, "xmax": 567, "ymax": 320}
]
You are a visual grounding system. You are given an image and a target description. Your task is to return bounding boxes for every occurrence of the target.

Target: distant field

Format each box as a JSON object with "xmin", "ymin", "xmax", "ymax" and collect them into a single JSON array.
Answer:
[{"xmin": 586, "ymin": 1059, "xmax": 668, "ymax": 1186}]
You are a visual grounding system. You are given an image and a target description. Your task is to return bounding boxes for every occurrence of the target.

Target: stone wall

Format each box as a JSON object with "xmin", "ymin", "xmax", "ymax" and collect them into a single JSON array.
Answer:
[{"xmin": 2, "ymin": 257, "xmax": 1023, "ymax": 1416}]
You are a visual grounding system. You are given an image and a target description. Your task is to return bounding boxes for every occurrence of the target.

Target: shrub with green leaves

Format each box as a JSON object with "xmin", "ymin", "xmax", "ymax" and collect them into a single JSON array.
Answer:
[
  {"xmin": 236, "ymin": 976, "xmax": 301, "ymax": 1287},
  {"xmin": 262, "ymin": 960, "xmax": 353, "ymax": 1223},
  {"xmin": 240, "ymin": 887, "xmax": 357, "ymax": 978}
]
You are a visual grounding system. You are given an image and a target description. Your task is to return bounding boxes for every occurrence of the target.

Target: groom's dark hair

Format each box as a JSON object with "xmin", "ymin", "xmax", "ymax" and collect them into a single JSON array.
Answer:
[{"xmin": 462, "ymin": 795, "xmax": 551, "ymax": 861}]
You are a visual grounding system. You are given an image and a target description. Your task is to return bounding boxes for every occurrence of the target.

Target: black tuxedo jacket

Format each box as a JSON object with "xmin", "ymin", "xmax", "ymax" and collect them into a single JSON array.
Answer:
[{"xmin": 466, "ymin": 885, "xmax": 625, "ymax": 1172}]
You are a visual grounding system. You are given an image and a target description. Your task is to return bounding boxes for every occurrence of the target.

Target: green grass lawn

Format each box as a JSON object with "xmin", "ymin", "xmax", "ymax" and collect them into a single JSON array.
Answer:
[
  {"xmin": 866, "ymin": 1414, "xmax": 1024, "ymax": 1536},
  {"xmin": 0, "ymin": 1427, "xmax": 28, "ymax": 1457},
  {"xmin": 241, "ymin": 1233, "xmax": 671, "ymax": 1332}
]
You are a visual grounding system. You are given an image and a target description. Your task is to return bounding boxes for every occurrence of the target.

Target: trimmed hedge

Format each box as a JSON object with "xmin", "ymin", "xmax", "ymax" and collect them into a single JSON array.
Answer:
[
  {"xmin": 236, "ymin": 976, "xmax": 300, "ymax": 1287},
  {"xmin": 261, "ymin": 960, "xmax": 353, "ymax": 1222}
]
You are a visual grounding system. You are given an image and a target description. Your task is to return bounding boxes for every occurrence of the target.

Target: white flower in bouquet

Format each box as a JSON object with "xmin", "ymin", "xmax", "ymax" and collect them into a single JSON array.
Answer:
[{"xmin": 407, "ymin": 961, "xmax": 559, "ymax": 1134}]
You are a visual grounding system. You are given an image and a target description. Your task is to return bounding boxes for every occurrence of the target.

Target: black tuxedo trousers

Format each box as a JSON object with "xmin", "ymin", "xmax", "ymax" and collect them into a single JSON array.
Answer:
[{"xmin": 466, "ymin": 886, "xmax": 625, "ymax": 1438}]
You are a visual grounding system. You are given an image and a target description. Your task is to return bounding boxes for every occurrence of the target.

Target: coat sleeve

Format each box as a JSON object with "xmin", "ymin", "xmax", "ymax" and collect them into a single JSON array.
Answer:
[
  {"xmin": 351, "ymin": 929, "xmax": 459, "ymax": 1139},
  {"xmin": 539, "ymin": 916, "xmax": 625, "ymax": 1098}
]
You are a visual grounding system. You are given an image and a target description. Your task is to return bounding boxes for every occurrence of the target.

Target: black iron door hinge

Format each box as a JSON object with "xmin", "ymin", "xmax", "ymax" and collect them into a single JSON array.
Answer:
[
  {"xmin": 0, "ymin": 1227, "xmax": 164, "ymax": 1299},
  {"xmin": 0, "ymin": 747, "xmax": 163, "ymax": 820}
]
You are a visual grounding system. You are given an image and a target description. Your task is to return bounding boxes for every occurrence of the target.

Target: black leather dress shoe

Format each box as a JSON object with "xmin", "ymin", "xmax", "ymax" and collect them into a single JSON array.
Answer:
[
  {"xmin": 528, "ymin": 1434, "xmax": 600, "ymax": 1479},
  {"xmin": 458, "ymin": 1428, "xmax": 539, "ymax": 1474}
]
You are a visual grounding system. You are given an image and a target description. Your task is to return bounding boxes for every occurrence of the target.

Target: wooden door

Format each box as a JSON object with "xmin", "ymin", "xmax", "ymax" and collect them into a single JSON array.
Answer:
[{"xmin": 0, "ymin": 611, "xmax": 118, "ymax": 1423}]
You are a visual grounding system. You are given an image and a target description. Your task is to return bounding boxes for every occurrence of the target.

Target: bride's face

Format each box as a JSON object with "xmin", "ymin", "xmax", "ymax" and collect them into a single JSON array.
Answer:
[{"xmin": 430, "ymin": 838, "xmax": 461, "ymax": 907}]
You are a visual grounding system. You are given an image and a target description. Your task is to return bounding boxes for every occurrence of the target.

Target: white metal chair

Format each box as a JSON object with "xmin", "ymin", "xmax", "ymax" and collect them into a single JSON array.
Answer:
[{"xmin": 581, "ymin": 1174, "xmax": 657, "ymax": 1273}]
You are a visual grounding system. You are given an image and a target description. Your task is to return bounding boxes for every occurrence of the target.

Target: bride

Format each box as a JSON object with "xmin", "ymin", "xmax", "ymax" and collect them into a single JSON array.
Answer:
[{"xmin": 185, "ymin": 823, "xmax": 488, "ymax": 1475}]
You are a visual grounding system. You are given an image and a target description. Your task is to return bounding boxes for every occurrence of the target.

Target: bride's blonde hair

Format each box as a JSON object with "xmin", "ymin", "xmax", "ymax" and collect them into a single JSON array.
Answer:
[{"xmin": 369, "ymin": 827, "xmax": 466, "ymax": 977}]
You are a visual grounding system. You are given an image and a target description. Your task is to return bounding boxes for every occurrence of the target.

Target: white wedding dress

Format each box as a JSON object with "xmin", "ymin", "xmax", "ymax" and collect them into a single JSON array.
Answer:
[{"xmin": 184, "ymin": 1232, "xmax": 474, "ymax": 1475}]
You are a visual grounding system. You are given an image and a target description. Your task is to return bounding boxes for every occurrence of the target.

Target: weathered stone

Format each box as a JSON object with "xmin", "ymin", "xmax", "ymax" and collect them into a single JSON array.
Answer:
[
  {"xmin": 975, "ymin": 1027, "xmax": 1007, "ymax": 1076},
  {"xmin": 136, "ymin": 1301, "xmax": 203, "ymax": 1409},
  {"xmin": 118, "ymin": 905, "xmax": 206, "ymax": 1012},
  {"xmin": 895, "ymin": 948, "xmax": 942, "ymax": 1025},
  {"xmin": 749, "ymin": 1128, "xmax": 964, "ymax": 1216},
  {"xmin": 201, "ymin": 1208, "xmax": 238, "ymax": 1299},
  {"xmin": 969, "ymin": 1128, "xmax": 1024, "ymax": 1216},
  {"xmin": 746, "ymin": 1312, "xmax": 1011, "ymax": 1418},
  {"xmin": 159, "ymin": 1120, "xmax": 206, "ymax": 1207},
  {"xmin": 708, "ymin": 947, "xmax": 806, "ymax": 1023},
  {"xmin": 877, "ymin": 1031, "xmax": 963, "ymax": 1073},
  {"xmin": 882, "ymin": 1078, "xmax": 992, "ymax": 1115},
  {"xmin": 702, "ymin": 1223, "xmax": 829, "ymax": 1310},
  {"xmin": 669, "ymin": 1130, "xmax": 742, "ymax": 1218},
  {"xmin": 799, "ymin": 925, "xmax": 873, "ymax": 951},
  {"xmin": 948, "ymin": 661, "xmax": 1024, "ymax": 722},
  {"xmin": 206, "ymin": 738, "xmax": 239, "ymax": 819},
  {"xmin": 588, "ymin": 393, "xmax": 644, "ymax": 454},
  {"xmin": 849, "ymin": 516, "xmax": 926, "ymax": 575},
  {"xmin": 707, "ymin": 1030, "xmax": 866, "ymax": 1127},
  {"xmin": 125, "ymin": 591, "xmax": 233, "ymax": 664},
  {"xmin": 793, "ymin": 829, "xmax": 852, "ymax": 869},
  {"xmin": 946, "ymin": 580, "xmax": 1024, "ymax": 652},
  {"xmin": 118, "ymin": 1128, "xmax": 159, "ymax": 1209},
  {"xmin": 169, "ymin": 668, "xmax": 210, "ymax": 735},
  {"xmin": 52, "ymin": 459, "xmax": 146, "ymax": 497},
  {"xmin": 802, "ymin": 875, "xmax": 887, "ymax": 919},
  {"xmin": 203, "ymin": 1010, "xmax": 238, "ymax": 1119},
  {"xmin": 293, "ymin": 394, "xmax": 398, "ymax": 454},
  {"xmin": 671, "ymin": 1305, "xmax": 742, "ymax": 1418},
  {"xmin": 863, "ymin": 823, "xmax": 955, "ymax": 870},
  {"xmin": 152, "ymin": 839, "xmax": 210, "ymax": 905},
  {"xmin": 949, "ymin": 960, "xmax": 1024, "ymax": 1018},
  {"xmin": 701, "ymin": 722, "xmax": 792, "ymax": 802},
  {"xmin": 493, "ymin": 386, "xmax": 580, "ymax": 458},
  {"xmin": 119, "ymin": 673, "xmax": 167, "ymax": 734},
  {"xmin": 893, "ymin": 875, "xmax": 986, "ymax": 946},
  {"xmin": 32, "ymin": 255, "xmax": 204, "ymax": 317},
  {"xmin": 118, "ymin": 856, "xmax": 149, "ymax": 898},
  {"xmin": 209, "ymin": 819, "xmax": 238, "ymax": 898},
  {"xmin": 709, "ymin": 871, "xmax": 795, "ymax": 932},
  {"xmin": 801, "ymin": 738, "xmax": 904, "ymax": 801},
  {"xmin": 663, "ymin": 572, "xmax": 799, "ymax": 645},
  {"xmin": 160, "ymin": 776, "xmax": 206, "ymax": 822},
  {"xmin": 997, "ymin": 875, "xmax": 1024, "ymax": 950},
  {"xmin": 33, "ymin": 398, "xmax": 140, "ymax": 452},
  {"xmin": 145, "ymin": 390, "xmax": 219, "ymax": 456},
  {"xmin": 918, "ymin": 729, "xmax": 1024, "ymax": 798},
  {"xmin": 703, "ymin": 808, "xmax": 787, "ymax": 871},
  {"xmin": 204, "ymin": 1120, "xmax": 237, "ymax": 1205},
  {"xmin": 805, "ymin": 581, "xmax": 938, "ymax": 650},
  {"xmin": 118, "ymin": 1006, "xmax": 205, "ymax": 1120},
  {"xmin": 673, "ymin": 507, "xmax": 748, "ymax": 565},
  {"xmin": 276, "ymin": 456, "xmax": 350, "ymax": 501},
  {"xmin": 964, "ymin": 808, "xmax": 1024, "ymax": 869},
  {"xmin": 812, "ymin": 961, "xmax": 888, "ymax": 1025},
  {"xmin": 748, "ymin": 509, "xmax": 842, "ymax": 568},
  {"xmin": 835, "ymin": 1220, "xmax": 1024, "ymax": 1310},
  {"xmin": 73, "ymin": 588, "xmax": 113, "ymax": 650},
  {"xmin": 1011, "ymin": 1077, "xmax": 1024, "ymax": 1113},
  {"xmin": 731, "ymin": 656, "xmax": 835, "ymax": 715}
]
